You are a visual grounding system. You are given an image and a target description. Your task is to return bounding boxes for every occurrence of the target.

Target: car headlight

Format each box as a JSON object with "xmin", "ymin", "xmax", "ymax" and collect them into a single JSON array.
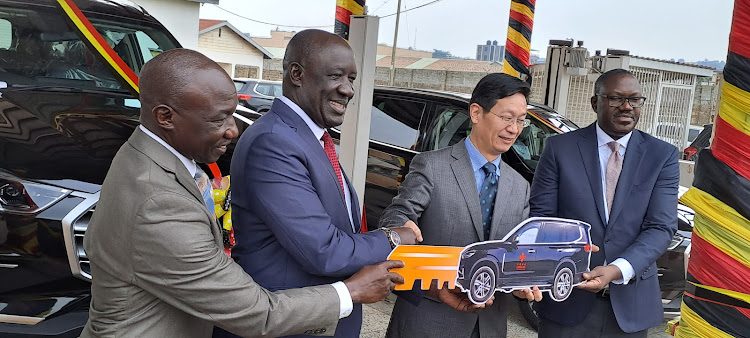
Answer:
[
  {"xmin": 0, "ymin": 173, "xmax": 70, "ymax": 214},
  {"xmin": 461, "ymin": 249, "xmax": 476, "ymax": 259}
]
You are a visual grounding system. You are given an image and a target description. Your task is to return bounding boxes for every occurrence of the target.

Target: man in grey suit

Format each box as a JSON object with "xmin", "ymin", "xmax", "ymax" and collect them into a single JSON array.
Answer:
[
  {"xmin": 82, "ymin": 48, "xmax": 405, "ymax": 338},
  {"xmin": 381, "ymin": 73, "xmax": 543, "ymax": 338}
]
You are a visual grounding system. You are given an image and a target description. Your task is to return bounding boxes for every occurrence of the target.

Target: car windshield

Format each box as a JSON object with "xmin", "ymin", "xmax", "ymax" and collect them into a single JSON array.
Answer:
[{"xmin": 0, "ymin": 5, "xmax": 178, "ymax": 91}]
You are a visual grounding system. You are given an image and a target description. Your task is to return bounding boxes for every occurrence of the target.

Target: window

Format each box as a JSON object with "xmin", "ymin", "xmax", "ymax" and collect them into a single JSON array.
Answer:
[
  {"xmin": 256, "ymin": 83, "xmax": 272, "ymax": 96},
  {"xmin": 511, "ymin": 116, "xmax": 559, "ymax": 171},
  {"xmin": 272, "ymin": 84, "xmax": 283, "ymax": 97},
  {"xmin": 425, "ymin": 104, "xmax": 471, "ymax": 151},
  {"xmin": 0, "ymin": 6, "xmax": 177, "ymax": 91},
  {"xmin": 515, "ymin": 225, "xmax": 539, "ymax": 244},
  {"xmin": 565, "ymin": 226, "xmax": 582, "ymax": 242},
  {"xmin": 368, "ymin": 96, "xmax": 424, "ymax": 149},
  {"xmin": 234, "ymin": 81, "xmax": 245, "ymax": 92},
  {"xmin": 0, "ymin": 19, "xmax": 10, "ymax": 49},
  {"xmin": 539, "ymin": 222, "xmax": 567, "ymax": 243}
]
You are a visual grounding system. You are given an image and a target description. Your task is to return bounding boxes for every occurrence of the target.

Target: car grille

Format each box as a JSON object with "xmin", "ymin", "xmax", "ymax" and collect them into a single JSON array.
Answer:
[
  {"xmin": 62, "ymin": 192, "xmax": 98, "ymax": 281},
  {"xmin": 73, "ymin": 207, "xmax": 93, "ymax": 278}
]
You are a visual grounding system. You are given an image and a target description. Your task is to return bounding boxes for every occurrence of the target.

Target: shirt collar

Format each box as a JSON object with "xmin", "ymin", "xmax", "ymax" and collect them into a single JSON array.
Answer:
[
  {"xmin": 139, "ymin": 125, "xmax": 197, "ymax": 178},
  {"xmin": 465, "ymin": 137, "xmax": 501, "ymax": 175},
  {"xmin": 595, "ymin": 123, "xmax": 632, "ymax": 150},
  {"xmin": 279, "ymin": 96, "xmax": 326, "ymax": 142}
]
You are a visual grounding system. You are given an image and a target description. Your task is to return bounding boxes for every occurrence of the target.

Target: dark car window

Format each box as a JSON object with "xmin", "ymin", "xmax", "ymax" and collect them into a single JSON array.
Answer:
[
  {"xmin": 256, "ymin": 83, "xmax": 272, "ymax": 96},
  {"xmin": 565, "ymin": 225, "xmax": 582, "ymax": 242},
  {"xmin": 512, "ymin": 117, "xmax": 558, "ymax": 171},
  {"xmin": 0, "ymin": 5, "xmax": 176, "ymax": 91},
  {"xmin": 234, "ymin": 81, "xmax": 245, "ymax": 92},
  {"xmin": 425, "ymin": 104, "xmax": 471, "ymax": 151},
  {"xmin": 271, "ymin": 83, "xmax": 283, "ymax": 97},
  {"xmin": 539, "ymin": 222, "xmax": 567, "ymax": 243},
  {"xmin": 515, "ymin": 225, "xmax": 540, "ymax": 244},
  {"xmin": 369, "ymin": 96, "xmax": 424, "ymax": 149}
]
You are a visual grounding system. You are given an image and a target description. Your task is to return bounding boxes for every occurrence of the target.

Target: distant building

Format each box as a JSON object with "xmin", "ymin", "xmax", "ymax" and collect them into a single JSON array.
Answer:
[
  {"xmin": 476, "ymin": 40, "xmax": 504, "ymax": 62},
  {"xmin": 198, "ymin": 20, "xmax": 273, "ymax": 79}
]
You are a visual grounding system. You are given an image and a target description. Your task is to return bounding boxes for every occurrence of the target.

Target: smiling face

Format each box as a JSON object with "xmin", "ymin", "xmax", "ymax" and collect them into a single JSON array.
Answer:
[
  {"xmin": 592, "ymin": 73, "xmax": 642, "ymax": 139},
  {"xmin": 171, "ymin": 67, "xmax": 239, "ymax": 163},
  {"xmin": 469, "ymin": 92, "xmax": 528, "ymax": 161},
  {"xmin": 289, "ymin": 41, "xmax": 357, "ymax": 128}
]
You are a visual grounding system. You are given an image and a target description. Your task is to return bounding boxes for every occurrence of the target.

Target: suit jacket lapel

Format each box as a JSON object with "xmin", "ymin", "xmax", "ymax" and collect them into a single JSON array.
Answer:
[
  {"xmin": 490, "ymin": 162, "xmax": 515, "ymax": 240},
  {"xmin": 129, "ymin": 127, "xmax": 204, "ymax": 204},
  {"xmin": 577, "ymin": 124, "xmax": 607, "ymax": 226},
  {"xmin": 608, "ymin": 130, "xmax": 646, "ymax": 227},
  {"xmin": 450, "ymin": 142, "xmax": 484, "ymax": 240},
  {"xmin": 272, "ymin": 100, "xmax": 347, "ymax": 205},
  {"xmin": 342, "ymin": 171, "xmax": 361, "ymax": 233}
]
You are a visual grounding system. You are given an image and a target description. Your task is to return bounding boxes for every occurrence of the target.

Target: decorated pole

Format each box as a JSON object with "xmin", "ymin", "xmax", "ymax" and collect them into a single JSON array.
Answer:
[
  {"xmin": 674, "ymin": 0, "xmax": 750, "ymax": 336},
  {"xmin": 335, "ymin": 0, "xmax": 366, "ymax": 40},
  {"xmin": 502, "ymin": 0, "xmax": 535, "ymax": 82}
]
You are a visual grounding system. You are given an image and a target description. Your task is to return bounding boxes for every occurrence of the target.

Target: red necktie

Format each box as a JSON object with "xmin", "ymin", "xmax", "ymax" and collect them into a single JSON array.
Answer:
[{"xmin": 321, "ymin": 131, "xmax": 345, "ymax": 193}]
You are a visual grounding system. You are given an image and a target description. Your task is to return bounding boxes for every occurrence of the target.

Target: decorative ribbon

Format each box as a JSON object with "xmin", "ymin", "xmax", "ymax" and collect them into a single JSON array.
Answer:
[
  {"xmin": 502, "ymin": 0, "xmax": 535, "ymax": 82},
  {"xmin": 211, "ymin": 175, "xmax": 235, "ymax": 256},
  {"xmin": 335, "ymin": 0, "xmax": 365, "ymax": 41}
]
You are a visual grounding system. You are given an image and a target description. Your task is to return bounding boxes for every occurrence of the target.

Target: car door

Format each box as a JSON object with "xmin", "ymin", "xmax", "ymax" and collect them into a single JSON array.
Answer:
[
  {"xmin": 330, "ymin": 92, "xmax": 428, "ymax": 230},
  {"xmin": 499, "ymin": 223, "xmax": 538, "ymax": 286},
  {"xmin": 535, "ymin": 221, "xmax": 578, "ymax": 281}
]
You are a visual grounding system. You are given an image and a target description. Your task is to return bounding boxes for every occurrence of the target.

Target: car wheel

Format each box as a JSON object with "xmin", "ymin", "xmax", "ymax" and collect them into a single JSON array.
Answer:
[
  {"xmin": 469, "ymin": 264, "xmax": 496, "ymax": 304},
  {"xmin": 551, "ymin": 266, "xmax": 574, "ymax": 301},
  {"xmin": 518, "ymin": 299, "xmax": 540, "ymax": 331}
]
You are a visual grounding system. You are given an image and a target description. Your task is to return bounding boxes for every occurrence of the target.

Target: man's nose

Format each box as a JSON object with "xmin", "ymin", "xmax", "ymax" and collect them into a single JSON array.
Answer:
[
  {"xmin": 226, "ymin": 118, "xmax": 239, "ymax": 139},
  {"xmin": 619, "ymin": 99, "xmax": 634, "ymax": 110},
  {"xmin": 340, "ymin": 81, "xmax": 355, "ymax": 98}
]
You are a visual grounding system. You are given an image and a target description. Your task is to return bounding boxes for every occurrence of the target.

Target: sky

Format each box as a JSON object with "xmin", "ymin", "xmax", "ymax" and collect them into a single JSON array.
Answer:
[{"xmin": 199, "ymin": 0, "xmax": 735, "ymax": 62}]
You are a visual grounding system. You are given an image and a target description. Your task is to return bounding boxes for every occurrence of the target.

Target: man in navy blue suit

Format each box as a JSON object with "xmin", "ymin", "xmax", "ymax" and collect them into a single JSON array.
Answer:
[
  {"xmin": 530, "ymin": 69, "xmax": 678, "ymax": 337},
  {"xmin": 226, "ymin": 29, "xmax": 420, "ymax": 338}
]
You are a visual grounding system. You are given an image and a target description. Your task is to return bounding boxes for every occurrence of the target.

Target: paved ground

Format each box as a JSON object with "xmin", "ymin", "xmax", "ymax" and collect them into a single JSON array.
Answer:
[{"xmin": 360, "ymin": 294, "xmax": 673, "ymax": 338}]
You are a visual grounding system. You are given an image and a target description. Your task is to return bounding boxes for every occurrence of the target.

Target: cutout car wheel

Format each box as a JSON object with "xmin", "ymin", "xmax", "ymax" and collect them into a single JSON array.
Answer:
[
  {"xmin": 551, "ymin": 266, "xmax": 573, "ymax": 301},
  {"xmin": 469, "ymin": 265, "xmax": 496, "ymax": 304}
]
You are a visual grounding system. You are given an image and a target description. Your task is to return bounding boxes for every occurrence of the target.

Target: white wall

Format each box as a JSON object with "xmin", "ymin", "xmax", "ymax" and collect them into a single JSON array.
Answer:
[
  {"xmin": 198, "ymin": 28, "xmax": 265, "ymax": 78},
  {"xmin": 133, "ymin": 0, "xmax": 200, "ymax": 49}
]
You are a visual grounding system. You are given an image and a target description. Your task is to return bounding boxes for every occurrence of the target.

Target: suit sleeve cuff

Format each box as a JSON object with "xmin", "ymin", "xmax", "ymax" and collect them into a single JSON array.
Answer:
[
  {"xmin": 609, "ymin": 258, "xmax": 635, "ymax": 285},
  {"xmin": 331, "ymin": 281, "xmax": 353, "ymax": 319}
]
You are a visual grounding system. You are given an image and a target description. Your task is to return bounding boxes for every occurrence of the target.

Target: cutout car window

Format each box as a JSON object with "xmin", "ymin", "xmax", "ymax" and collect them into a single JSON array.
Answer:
[
  {"xmin": 540, "ymin": 222, "xmax": 566, "ymax": 243},
  {"xmin": 516, "ymin": 226, "xmax": 539, "ymax": 244},
  {"xmin": 369, "ymin": 96, "xmax": 424, "ymax": 150}
]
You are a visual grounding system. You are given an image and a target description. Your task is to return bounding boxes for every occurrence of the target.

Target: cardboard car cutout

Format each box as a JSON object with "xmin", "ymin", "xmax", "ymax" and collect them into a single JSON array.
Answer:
[{"xmin": 387, "ymin": 217, "xmax": 593, "ymax": 304}]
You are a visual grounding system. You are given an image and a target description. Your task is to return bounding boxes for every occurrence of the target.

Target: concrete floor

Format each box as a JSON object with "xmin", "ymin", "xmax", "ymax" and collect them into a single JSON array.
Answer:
[{"xmin": 360, "ymin": 294, "xmax": 673, "ymax": 338}]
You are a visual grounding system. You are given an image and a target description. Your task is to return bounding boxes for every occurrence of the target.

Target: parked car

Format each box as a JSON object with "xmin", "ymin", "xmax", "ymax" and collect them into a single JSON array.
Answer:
[
  {"xmin": 683, "ymin": 123, "xmax": 713, "ymax": 161},
  {"xmin": 233, "ymin": 78, "xmax": 282, "ymax": 113},
  {"xmin": 456, "ymin": 217, "xmax": 592, "ymax": 304}
]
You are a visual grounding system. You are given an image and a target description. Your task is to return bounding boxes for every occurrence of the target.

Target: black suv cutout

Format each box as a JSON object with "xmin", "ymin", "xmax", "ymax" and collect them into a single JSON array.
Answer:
[{"xmin": 456, "ymin": 217, "xmax": 592, "ymax": 304}]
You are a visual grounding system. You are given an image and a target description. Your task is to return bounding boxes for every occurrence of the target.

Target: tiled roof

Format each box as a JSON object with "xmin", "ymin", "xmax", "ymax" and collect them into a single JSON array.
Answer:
[{"xmin": 199, "ymin": 19, "xmax": 225, "ymax": 31}]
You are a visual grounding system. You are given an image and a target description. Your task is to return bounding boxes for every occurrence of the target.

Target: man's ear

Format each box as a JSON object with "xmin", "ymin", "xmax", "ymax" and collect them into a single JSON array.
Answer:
[
  {"xmin": 288, "ymin": 62, "xmax": 303, "ymax": 87},
  {"xmin": 469, "ymin": 103, "xmax": 483, "ymax": 124},
  {"xmin": 153, "ymin": 104, "xmax": 175, "ymax": 131},
  {"xmin": 590, "ymin": 96, "xmax": 598, "ymax": 112}
]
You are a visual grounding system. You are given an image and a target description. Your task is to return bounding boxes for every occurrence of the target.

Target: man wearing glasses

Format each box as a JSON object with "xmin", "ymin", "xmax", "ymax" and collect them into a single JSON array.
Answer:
[
  {"xmin": 530, "ymin": 68, "xmax": 679, "ymax": 337},
  {"xmin": 381, "ymin": 73, "xmax": 542, "ymax": 338}
]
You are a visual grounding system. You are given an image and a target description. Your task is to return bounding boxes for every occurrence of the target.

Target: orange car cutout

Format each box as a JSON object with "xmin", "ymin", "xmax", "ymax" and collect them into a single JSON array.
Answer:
[{"xmin": 387, "ymin": 217, "xmax": 593, "ymax": 304}]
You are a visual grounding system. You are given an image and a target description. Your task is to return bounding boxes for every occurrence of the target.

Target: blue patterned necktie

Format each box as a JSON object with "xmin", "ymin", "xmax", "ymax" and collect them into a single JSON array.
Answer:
[
  {"xmin": 194, "ymin": 167, "xmax": 215, "ymax": 215},
  {"xmin": 479, "ymin": 162, "xmax": 498, "ymax": 241}
]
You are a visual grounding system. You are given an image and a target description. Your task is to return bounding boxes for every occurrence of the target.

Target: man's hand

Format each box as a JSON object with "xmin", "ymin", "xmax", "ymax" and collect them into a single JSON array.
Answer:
[
  {"xmin": 576, "ymin": 265, "xmax": 622, "ymax": 293},
  {"xmin": 344, "ymin": 260, "xmax": 405, "ymax": 304},
  {"xmin": 426, "ymin": 281, "xmax": 492, "ymax": 314},
  {"xmin": 392, "ymin": 225, "xmax": 419, "ymax": 245},
  {"xmin": 402, "ymin": 220, "xmax": 423, "ymax": 242},
  {"xmin": 512, "ymin": 286, "xmax": 543, "ymax": 302}
]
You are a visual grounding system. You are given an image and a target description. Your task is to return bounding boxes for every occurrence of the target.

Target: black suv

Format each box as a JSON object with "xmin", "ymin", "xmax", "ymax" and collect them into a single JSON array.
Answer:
[
  {"xmin": 233, "ymin": 78, "xmax": 282, "ymax": 113},
  {"xmin": 456, "ymin": 217, "xmax": 592, "ymax": 304}
]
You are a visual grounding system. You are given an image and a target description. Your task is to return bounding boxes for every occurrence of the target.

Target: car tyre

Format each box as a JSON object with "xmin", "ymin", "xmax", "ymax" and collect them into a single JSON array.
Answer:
[
  {"xmin": 551, "ymin": 266, "xmax": 574, "ymax": 301},
  {"xmin": 469, "ymin": 264, "xmax": 496, "ymax": 304},
  {"xmin": 518, "ymin": 299, "xmax": 540, "ymax": 331}
]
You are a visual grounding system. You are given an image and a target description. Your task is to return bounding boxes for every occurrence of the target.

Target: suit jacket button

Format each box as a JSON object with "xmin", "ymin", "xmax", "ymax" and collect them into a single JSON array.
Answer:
[{"xmin": 604, "ymin": 239, "xmax": 611, "ymax": 244}]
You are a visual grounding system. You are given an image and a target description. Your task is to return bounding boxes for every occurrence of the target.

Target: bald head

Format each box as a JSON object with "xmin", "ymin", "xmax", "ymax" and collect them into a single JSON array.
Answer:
[
  {"xmin": 282, "ymin": 29, "xmax": 350, "ymax": 79},
  {"xmin": 138, "ymin": 48, "xmax": 239, "ymax": 163},
  {"xmin": 139, "ymin": 48, "xmax": 229, "ymax": 126}
]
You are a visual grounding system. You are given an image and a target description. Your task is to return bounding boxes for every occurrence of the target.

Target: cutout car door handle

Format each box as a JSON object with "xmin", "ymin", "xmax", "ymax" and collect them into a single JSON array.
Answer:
[{"xmin": 527, "ymin": 249, "xmax": 536, "ymax": 253}]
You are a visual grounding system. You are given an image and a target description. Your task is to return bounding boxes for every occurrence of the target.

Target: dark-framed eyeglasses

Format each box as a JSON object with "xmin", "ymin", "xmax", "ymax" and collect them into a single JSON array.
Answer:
[
  {"xmin": 596, "ymin": 94, "xmax": 647, "ymax": 108},
  {"xmin": 487, "ymin": 111, "xmax": 531, "ymax": 128}
]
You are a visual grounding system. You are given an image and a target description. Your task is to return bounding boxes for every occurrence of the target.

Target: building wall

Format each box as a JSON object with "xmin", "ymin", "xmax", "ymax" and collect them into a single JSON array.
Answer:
[
  {"xmin": 251, "ymin": 30, "xmax": 295, "ymax": 49},
  {"xmin": 376, "ymin": 45, "xmax": 433, "ymax": 58},
  {"xmin": 134, "ymin": 0, "xmax": 200, "ymax": 49},
  {"xmin": 198, "ymin": 28, "xmax": 265, "ymax": 78}
]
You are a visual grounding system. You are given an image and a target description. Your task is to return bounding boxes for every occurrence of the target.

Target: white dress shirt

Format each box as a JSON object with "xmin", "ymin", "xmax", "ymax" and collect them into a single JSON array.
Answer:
[
  {"xmin": 140, "ymin": 124, "xmax": 354, "ymax": 318},
  {"xmin": 595, "ymin": 123, "xmax": 635, "ymax": 285},
  {"xmin": 277, "ymin": 97, "xmax": 355, "ymax": 318}
]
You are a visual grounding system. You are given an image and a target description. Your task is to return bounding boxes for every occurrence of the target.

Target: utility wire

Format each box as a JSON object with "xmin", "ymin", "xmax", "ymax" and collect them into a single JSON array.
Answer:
[
  {"xmin": 211, "ymin": 4, "xmax": 333, "ymax": 28},
  {"xmin": 380, "ymin": 0, "xmax": 444, "ymax": 18}
]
